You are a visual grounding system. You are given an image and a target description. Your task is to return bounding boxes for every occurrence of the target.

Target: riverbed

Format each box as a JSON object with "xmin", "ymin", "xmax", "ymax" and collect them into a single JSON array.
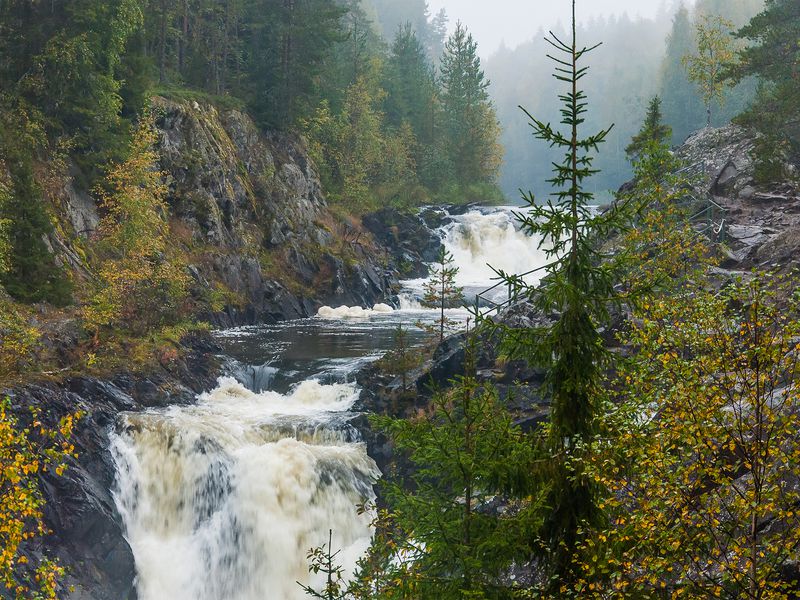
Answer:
[{"xmin": 108, "ymin": 205, "xmax": 545, "ymax": 599}]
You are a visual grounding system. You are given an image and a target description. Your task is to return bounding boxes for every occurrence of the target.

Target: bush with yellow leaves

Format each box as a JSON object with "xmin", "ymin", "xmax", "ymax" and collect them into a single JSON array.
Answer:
[
  {"xmin": 562, "ymin": 274, "xmax": 800, "ymax": 599},
  {"xmin": 0, "ymin": 301, "xmax": 41, "ymax": 386},
  {"xmin": 0, "ymin": 397, "xmax": 79, "ymax": 599}
]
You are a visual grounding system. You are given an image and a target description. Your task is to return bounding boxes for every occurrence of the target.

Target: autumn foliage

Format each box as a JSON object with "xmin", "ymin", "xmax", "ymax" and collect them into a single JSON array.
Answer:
[
  {"xmin": 560, "ymin": 275, "xmax": 800, "ymax": 598},
  {"xmin": 0, "ymin": 398, "xmax": 78, "ymax": 599},
  {"xmin": 84, "ymin": 114, "xmax": 188, "ymax": 338}
]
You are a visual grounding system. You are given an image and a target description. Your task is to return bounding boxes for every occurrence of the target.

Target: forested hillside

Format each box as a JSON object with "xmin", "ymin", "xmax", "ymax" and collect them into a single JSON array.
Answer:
[
  {"xmin": 0, "ymin": 0, "xmax": 504, "ymax": 383},
  {"xmin": 487, "ymin": 0, "xmax": 764, "ymax": 200}
]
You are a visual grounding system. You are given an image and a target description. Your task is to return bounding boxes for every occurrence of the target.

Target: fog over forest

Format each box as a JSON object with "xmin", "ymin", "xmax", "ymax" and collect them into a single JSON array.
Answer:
[{"xmin": 481, "ymin": 0, "xmax": 764, "ymax": 201}]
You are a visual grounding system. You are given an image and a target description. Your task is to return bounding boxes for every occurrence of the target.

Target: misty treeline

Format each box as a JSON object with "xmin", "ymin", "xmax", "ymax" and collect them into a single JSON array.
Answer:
[
  {"xmin": 0, "ymin": 0, "xmax": 502, "ymax": 212},
  {"xmin": 488, "ymin": 0, "xmax": 764, "ymax": 200}
]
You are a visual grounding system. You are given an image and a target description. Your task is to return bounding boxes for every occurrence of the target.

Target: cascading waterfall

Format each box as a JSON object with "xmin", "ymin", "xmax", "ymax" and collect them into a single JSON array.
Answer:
[
  {"xmin": 111, "ymin": 377, "xmax": 379, "ymax": 600},
  {"xmin": 109, "ymin": 204, "xmax": 546, "ymax": 600},
  {"xmin": 441, "ymin": 207, "xmax": 548, "ymax": 288},
  {"xmin": 400, "ymin": 206, "xmax": 548, "ymax": 305}
]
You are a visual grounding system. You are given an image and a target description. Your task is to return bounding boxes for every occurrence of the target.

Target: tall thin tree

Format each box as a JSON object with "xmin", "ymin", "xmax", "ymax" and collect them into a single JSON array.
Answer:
[{"xmin": 487, "ymin": 0, "xmax": 630, "ymax": 586}]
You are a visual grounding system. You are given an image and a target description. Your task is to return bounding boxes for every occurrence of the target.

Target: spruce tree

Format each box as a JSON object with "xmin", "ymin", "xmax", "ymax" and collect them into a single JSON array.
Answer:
[
  {"xmin": 625, "ymin": 96, "xmax": 672, "ymax": 160},
  {"xmin": 421, "ymin": 247, "xmax": 464, "ymax": 343},
  {"xmin": 244, "ymin": 0, "xmax": 347, "ymax": 128},
  {"xmin": 439, "ymin": 22, "xmax": 502, "ymax": 188},
  {"xmin": 383, "ymin": 23, "xmax": 437, "ymax": 145},
  {"xmin": 370, "ymin": 337, "xmax": 541, "ymax": 599},
  {"xmin": 382, "ymin": 324, "xmax": 419, "ymax": 394},
  {"xmin": 733, "ymin": 0, "xmax": 800, "ymax": 163},
  {"xmin": 488, "ymin": 0, "xmax": 631, "ymax": 585},
  {"xmin": 327, "ymin": 0, "xmax": 383, "ymax": 102},
  {"xmin": 660, "ymin": 4, "xmax": 706, "ymax": 144},
  {"xmin": 0, "ymin": 151, "xmax": 71, "ymax": 306}
]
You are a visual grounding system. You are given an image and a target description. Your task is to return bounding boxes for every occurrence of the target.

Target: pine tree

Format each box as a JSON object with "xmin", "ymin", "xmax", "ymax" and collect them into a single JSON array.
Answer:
[
  {"xmin": 0, "ymin": 153, "xmax": 72, "ymax": 306},
  {"xmin": 370, "ymin": 337, "xmax": 541, "ymax": 599},
  {"xmin": 244, "ymin": 0, "xmax": 347, "ymax": 127},
  {"xmin": 625, "ymin": 96, "xmax": 672, "ymax": 160},
  {"xmin": 383, "ymin": 23, "xmax": 437, "ymax": 145},
  {"xmin": 660, "ymin": 4, "xmax": 706, "ymax": 144},
  {"xmin": 488, "ymin": 0, "xmax": 633, "ymax": 585},
  {"xmin": 421, "ymin": 247, "xmax": 464, "ymax": 343},
  {"xmin": 733, "ymin": 0, "xmax": 800, "ymax": 170}
]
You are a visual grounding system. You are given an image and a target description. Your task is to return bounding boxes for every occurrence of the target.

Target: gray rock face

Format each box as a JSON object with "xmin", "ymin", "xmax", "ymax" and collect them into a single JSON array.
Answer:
[
  {"xmin": 362, "ymin": 207, "xmax": 443, "ymax": 279},
  {"xmin": 60, "ymin": 173, "xmax": 100, "ymax": 238},
  {"xmin": 153, "ymin": 97, "xmax": 396, "ymax": 324},
  {"xmin": 675, "ymin": 124, "xmax": 799, "ymax": 272}
]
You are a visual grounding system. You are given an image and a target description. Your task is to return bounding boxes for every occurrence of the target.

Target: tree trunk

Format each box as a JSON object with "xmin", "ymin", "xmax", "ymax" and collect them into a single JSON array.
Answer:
[
  {"xmin": 440, "ymin": 278, "xmax": 445, "ymax": 343},
  {"xmin": 158, "ymin": 0, "xmax": 168, "ymax": 84},
  {"xmin": 178, "ymin": 0, "xmax": 188, "ymax": 74}
]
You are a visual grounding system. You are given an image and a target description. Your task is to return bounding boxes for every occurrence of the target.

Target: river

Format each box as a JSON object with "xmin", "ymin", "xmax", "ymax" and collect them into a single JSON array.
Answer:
[{"xmin": 109, "ymin": 206, "xmax": 545, "ymax": 599}]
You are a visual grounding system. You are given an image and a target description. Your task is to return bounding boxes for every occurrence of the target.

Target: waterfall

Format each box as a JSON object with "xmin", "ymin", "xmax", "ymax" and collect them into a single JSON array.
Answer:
[
  {"xmin": 108, "ymin": 204, "xmax": 548, "ymax": 599},
  {"xmin": 400, "ymin": 206, "xmax": 548, "ymax": 306},
  {"xmin": 230, "ymin": 362, "xmax": 279, "ymax": 393},
  {"xmin": 111, "ymin": 377, "xmax": 379, "ymax": 600},
  {"xmin": 441, "ymin": 207, "xmax": 548, "ymax": 288}
]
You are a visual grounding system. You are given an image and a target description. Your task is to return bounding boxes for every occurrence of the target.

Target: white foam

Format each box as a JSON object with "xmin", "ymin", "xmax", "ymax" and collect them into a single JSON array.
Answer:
[
  {"xmin": 316, "ymin": 304, "xmax": 395, "ymax": 319},
  {"xmin": 441, "ymin": 207, "xmax": 548, "ymax": 288},
  {"xmin": 111, "ymin": 376, "xmax": 378, "ymax": 600}
]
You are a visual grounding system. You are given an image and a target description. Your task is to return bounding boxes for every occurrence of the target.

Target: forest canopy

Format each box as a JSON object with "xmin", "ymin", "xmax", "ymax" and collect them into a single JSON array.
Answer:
[{"xmin": 0, "ymin": 0, "xmax": 503, "ymax": 212}]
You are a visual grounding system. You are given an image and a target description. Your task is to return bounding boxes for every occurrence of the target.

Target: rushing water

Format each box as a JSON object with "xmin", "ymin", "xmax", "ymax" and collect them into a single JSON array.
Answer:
[
  {"xmin": 403, "ymin": 206, "xmax": 550, "ymax": 305},
  {"xmin": 110, "ymin": 379, "xmax": 377, "ymax": 600},
  {"xmin": 442, "ymin": 207, "xmax": 549, "ymax": 289},
  {"xmin": 110, "ymin": 205, "xmax": 544, "ymax": 599}
]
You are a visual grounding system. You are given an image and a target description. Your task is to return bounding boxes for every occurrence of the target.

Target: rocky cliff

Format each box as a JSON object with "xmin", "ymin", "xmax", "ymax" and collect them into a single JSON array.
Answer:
[{"xmin": 54, "ymin": 97, "xmax": 399, "ymax": 328}]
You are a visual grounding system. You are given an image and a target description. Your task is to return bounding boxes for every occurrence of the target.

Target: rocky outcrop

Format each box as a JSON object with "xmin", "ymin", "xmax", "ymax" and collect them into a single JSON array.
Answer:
[
  {"xmin": 40, "ymin": 97, "xmax": 399, "ymax": 328},
  {"xmin": 362, "ymin": 207, "xmax": 442, "ymax": 279},
  {"xmin": 674, "ymin": 124, "xmax": 799, "ymax": 273},
  {"xmin": 151, "ymin": 98, "xmax": 397, "ymax": 324}
]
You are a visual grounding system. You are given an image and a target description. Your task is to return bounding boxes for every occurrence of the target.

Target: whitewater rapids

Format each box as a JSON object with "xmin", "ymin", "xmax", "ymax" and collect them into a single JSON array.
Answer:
[
  {"xmin": 400, "ymin": 206, "xmax": 549, "ymax": 306},
  {"xmin": 442, "ymin": 207, "xmax": 549, "ymax": 287},
  {"xmin": 111, "ymin": 377, "xmax": 379, "ymax": 600}
]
